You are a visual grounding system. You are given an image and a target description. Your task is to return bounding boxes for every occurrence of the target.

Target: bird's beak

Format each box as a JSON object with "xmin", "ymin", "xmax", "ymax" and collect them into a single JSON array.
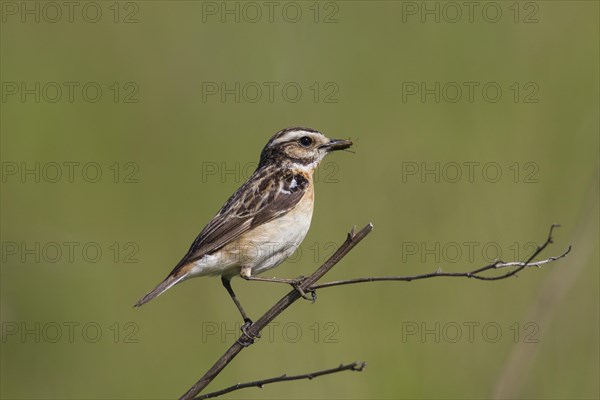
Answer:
[{"xmin": 321, "ymin": 138, "xmax": 353, "ymax": 152}]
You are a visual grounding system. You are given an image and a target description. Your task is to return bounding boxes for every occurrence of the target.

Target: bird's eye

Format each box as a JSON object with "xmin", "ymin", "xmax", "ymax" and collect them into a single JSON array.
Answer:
[{"xmin": 299, "ymin": 136, "xmax": 313, "ymax": 147}]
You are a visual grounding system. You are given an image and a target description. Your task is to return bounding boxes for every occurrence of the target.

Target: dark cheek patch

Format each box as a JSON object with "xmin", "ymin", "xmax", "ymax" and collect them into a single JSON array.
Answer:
[
  {"xmin": 286, "ymin": 145, "xmax": 304, "ymax": 159},
  {"xmin": 280, "ymin": 144, "xmax": 315, "ymax": 166}
]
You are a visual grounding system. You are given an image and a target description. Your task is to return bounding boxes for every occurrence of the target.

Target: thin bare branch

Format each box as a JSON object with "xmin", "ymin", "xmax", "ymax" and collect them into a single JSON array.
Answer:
[
  {"xmin": 179, "ymin": 223, "xmax": 569, "ymax": 400},
  {"xmin": 312, "ymin": 225, "xmax": 570, "ymax": 289},
  {"xmin": 179, "ymin": 223, "xmax": 374, "ymax": 400},
  {"xmin": 196, "ymin": 362, "xmax": 366, "ymax": 399}
]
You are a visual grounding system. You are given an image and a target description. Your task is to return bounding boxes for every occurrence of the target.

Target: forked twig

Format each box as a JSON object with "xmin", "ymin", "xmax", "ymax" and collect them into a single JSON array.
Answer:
[
  {"xmin": 312, "ymin": 225, "xmax": 569, "ymax": 289},
  {"xmin": 180, "ymin": 224, "xmax": 569, "ymax": 399},
  {"xmin": 180, "ymin": 224, "xmax": 374, "ymax": 400}
]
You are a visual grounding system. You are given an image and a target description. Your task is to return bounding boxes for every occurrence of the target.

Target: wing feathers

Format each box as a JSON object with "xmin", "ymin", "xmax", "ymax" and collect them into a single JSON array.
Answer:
[{"xmin": 168, "ymin": 168, "xmax": 309, "ymax": 276}]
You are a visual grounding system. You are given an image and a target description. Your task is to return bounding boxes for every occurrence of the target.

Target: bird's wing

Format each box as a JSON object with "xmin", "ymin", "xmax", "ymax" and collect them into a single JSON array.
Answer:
[{"xmin": 168, "ymin": 169, "xmax": 309, "ymax": 276}]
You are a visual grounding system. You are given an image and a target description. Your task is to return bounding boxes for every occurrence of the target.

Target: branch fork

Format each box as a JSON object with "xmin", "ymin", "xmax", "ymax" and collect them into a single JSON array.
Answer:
[{"xmin": 179, "ymin": 223, "xmax": 569, "ymax": 399}]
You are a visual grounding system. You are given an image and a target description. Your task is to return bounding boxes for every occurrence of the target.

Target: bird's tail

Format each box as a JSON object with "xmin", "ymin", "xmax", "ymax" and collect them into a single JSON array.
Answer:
[{"xmin": 133, "ymin": 273, "xmax": 187, "ymax": 308}]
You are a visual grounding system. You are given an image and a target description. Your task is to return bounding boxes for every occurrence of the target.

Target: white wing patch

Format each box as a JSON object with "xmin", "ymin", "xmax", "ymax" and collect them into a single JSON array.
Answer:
[
  {"xmin": 279, "ymin": 179, "xmax": 292, "ymax": 195},
  {"xmin": 279, "ymin": 176, "xmax": 303, "ymax": 194},
  {"xmin": 289, "ymin": 176, "xmax": 298, "ymax": 190}
]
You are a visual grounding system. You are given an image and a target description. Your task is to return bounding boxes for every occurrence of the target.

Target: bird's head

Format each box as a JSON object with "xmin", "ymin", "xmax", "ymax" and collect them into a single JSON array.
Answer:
[{"xmin": 258, "ymin": 127, "xmax": 352, "ymax": 170}]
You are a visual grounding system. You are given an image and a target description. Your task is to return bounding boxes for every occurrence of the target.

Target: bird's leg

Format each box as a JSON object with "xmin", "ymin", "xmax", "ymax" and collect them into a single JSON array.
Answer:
[
  {"xmin": 240, "ymin": 267, "xmax": 316, "ymax": 303},
  {"xmin": 221, "ymin": 276, "xmax": 260, "ymax": 346},
  {"xmin": 221, "ymin": 276, "xmax": 252, "ymax": 323}
]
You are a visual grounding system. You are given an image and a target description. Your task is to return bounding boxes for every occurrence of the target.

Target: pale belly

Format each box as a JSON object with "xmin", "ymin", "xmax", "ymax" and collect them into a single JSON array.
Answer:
[{"xmin": 188, "ymin": 195, "xmax": 314, "ymax": 278}]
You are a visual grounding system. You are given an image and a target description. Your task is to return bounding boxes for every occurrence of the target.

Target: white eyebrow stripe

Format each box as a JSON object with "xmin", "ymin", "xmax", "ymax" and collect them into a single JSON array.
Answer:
[{"xmin": 272, "ymin": 130, "xmax": 322, "ymax": 145}]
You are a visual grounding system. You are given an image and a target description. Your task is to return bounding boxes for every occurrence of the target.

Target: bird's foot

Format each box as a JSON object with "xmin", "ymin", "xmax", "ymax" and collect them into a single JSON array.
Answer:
[
  {"xmin": 237, "ymin": 319, "xmax": 260, "ymax": 347},
  {"xmin": 291, "ymin": 276, "xmax": 317, "ymax": 303}
]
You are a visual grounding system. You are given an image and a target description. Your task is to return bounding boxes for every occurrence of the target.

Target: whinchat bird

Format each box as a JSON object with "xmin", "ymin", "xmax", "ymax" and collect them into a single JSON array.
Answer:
[{"xmin": 134, "ymin": 127, "xmax": 352, "ymax": 325}]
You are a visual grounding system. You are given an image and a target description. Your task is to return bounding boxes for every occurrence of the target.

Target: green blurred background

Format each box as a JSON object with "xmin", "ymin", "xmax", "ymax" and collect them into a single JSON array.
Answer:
[{"xmin": 1, "ymin": 1, "xmax": 598, "ymax": 399}]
